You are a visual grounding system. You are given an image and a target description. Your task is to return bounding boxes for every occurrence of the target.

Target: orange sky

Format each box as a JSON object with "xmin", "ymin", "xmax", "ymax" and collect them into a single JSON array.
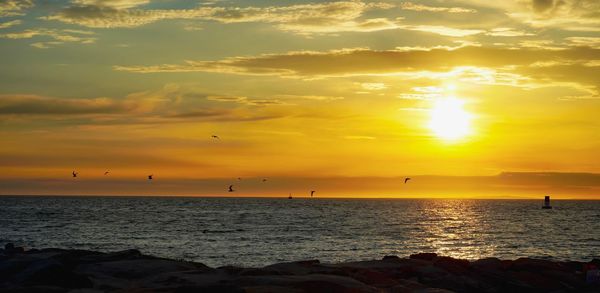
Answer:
[{"xmin": 1, "ymin": 0, "xmax": 599, "ymax": 198}]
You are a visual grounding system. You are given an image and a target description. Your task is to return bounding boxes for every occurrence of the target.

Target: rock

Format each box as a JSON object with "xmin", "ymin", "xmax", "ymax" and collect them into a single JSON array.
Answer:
[
  {"xmin": 411, "ymin": 253, "xmax": 438, "ymax": 261},
  {"xmin": 471, "ymin": 258, "xmax": 502, "ymax": 271},
  {"xmin": 383, "ymin": 255, "xmax": 401, "ymax": 261},
  {"xmin": 4, "ymin": 243, "xmax": 24, "ymax": 254},
  {"xmin": 0, "ymin": 248, "xmax": 594, "ymax": 292},
  {"xmin": 262, "ymin": 260, "xmax": 326, "ymax": 276},
  {"xmin": 509, "ymin": 258, "xmax": 562, "ymax": 272},
  {"xmin": 433, "ymin": 256, "xmax": 471, "ymax": 274},
  {"xmin": 17, "ymin": 259, "xmax": 92, "ymax": 289}
]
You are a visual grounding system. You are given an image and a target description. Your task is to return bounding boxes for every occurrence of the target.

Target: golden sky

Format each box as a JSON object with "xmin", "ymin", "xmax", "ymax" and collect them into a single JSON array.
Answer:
[{"xmin": 1, "ymin": 0, "xmax": 599, "ymax": 198}]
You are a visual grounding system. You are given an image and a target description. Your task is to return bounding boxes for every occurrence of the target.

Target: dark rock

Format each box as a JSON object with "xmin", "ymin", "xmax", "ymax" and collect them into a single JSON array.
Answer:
[
  {"xmin": 174, "ymin": 284, "xmax": 245, "ymax": 293},
  {"xmin": 4, "ymin": 244, "xmax": 24, "ymax": 254},
  {"xmin": 411, "ymin": 253, "xmax": 438, "ymax": 261},
  {"xmin": 18, "ymin": 259, "xmax": 92, "ymax": 289},
  {"xmin": 472, "ymin": 257, "xmax": 502, "ymax": 271},
  {"xmin": 509, "ymin": 258, "xmax": 562, "ymax": 272},
  {"xmin": 0, "ymin": 248, "xmax": 594, "ymax": 292},
  {"xmin": 433, "ymin": 256, "xmax": 471, "ymax": 274}
]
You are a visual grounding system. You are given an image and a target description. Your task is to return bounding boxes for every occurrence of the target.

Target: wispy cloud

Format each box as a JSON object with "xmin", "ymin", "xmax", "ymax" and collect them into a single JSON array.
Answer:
[
  {"xmin": 72, "ymin": 0, "xmax": 150, "ymax": 9},
  {"xmin": 0, "ymin": 0, "xmax": 33, "ymax": 17},
  {"xmin": 0, "ymin": 94, "xmax": 133, "ymax": 115},
  {"xmin": 486, "ymin": 27, "xmax": 534, "ymax": 37},
  {"xmin": 508, "ymin": 0, "xmax": 600, "ymax": 32},
  {"xmin": 0, "ymin": 28, "xmax": 96, "ymax": 48},
  {"xmin": 114, "ymin": 46, "xmax": 600, "ymax": 78},
  {"xmin": 43, "ymin": 1, "xmax": 397, "ymax": 35},
  {"xmin": 400, "ymin": 2, "xmax": 476, "ymax": 13},
  {"xmin": 399, "ymin": 25, "xmax": 484, "ymax": 37},
  {"xmin": 0, "ymin": 19, "xmax": 21, "ymax": 29},
  {"xmin": 207, "ymin": 95, "xmax": 288, "ymax": 106},
  {"xmin": 114, "ymin": 46, "xmax": 600, "ymax": 100}
]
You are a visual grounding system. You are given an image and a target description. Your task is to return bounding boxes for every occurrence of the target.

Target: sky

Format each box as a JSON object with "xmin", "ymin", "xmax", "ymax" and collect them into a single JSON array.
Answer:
[{"xmin": 1, "ymin": 0, "xmax": 599, "ymax": 198}]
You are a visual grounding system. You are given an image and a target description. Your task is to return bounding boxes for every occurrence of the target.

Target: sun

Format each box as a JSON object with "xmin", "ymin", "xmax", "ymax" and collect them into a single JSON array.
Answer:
[{"xmin": 428, "ymin": 97, "xmax": 472, "ymax": 141}]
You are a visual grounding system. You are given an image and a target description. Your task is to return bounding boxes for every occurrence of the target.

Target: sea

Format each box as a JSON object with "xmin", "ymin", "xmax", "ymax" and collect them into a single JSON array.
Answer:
[{"xmin": 1, "ymin": 196, "xmax": 599, "ymax": 267}]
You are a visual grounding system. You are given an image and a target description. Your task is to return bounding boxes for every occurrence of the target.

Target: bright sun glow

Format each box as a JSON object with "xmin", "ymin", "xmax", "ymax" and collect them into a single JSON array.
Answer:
[{"xmin": 429, "ymin": 97, "xmax": 472, "ymax": 141}]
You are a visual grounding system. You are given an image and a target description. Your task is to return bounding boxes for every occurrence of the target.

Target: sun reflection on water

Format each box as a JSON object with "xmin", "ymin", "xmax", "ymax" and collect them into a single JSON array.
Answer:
[{"xmin": 413, "ymin": 200, "xmax": 494, "ymax": 260}]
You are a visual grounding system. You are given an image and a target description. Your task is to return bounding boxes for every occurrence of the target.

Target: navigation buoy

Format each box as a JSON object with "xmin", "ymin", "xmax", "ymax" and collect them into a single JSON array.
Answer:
[{"xmin": 542, "ymin": 195, "xmax": 552, "ymax": 209}]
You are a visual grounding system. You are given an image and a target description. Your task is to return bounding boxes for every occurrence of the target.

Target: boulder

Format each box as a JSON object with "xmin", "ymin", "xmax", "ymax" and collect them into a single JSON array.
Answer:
[
  {"xmin": 17, "ymin": 259, "xmax": 92, "ymax": 289},
  {"xmin": 411, "ymin": 253, "xmax": 438, "ymax": 261}
]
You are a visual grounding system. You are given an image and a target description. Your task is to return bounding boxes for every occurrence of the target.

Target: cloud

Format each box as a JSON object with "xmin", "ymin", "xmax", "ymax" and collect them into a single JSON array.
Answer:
[
  {"xmin": 43, "ymin": 1, "xmax": 397, "ymax": 34},
  {"xmin": 72, "ymin": 0, "xmax": 149, "ymax": 9},
  {"xmin": 207, "ymin": 95, "xmax": 288, "ymax": 106},
  {"xmin": 115, "ymin": 46, "xmax": 600, "ymax": 100},
  {"xmin": 566, "ymin": 37, "xmax": 600, "ymax": 49},
  {"xmin": 0, "ymin": 84, "xmax": 299, "ymax": 124},
  {"xmin": 0, "ymin": 19, "xmax": 21, "ymax": 29},
  {"xmin": 532, "ymin": 0, "xmax": 554, "ymax": 13},
  {"xmin": 508, "ymin": 0, "xmax": 600, "ymax": 32},
  {"xmin": 400, "ymin": 2, "xmax": 476, "ymax": 13},
  {"xmin": 399, "ymin": 25, "xmax": 484, "ymax": 37},
  {"xmin": 486, "ymin": 27, "xmax": 534, "ymax": 37},
  {"xmin": 360, "ymin": 83, "xmax": 387, "ymax": 90},
  {"xmin": 0, "ymin": 28, "xmax": 96, "ymax": 48},
  {"xmin": 115, "ymin": 46, "xmax": 600, "ymax": 78},
  {"xmin": 272, "ymin": 95, "xmax": 344, "ymax": 101},
  {"xmin": 0, "ymin": 0, "xmax": 33, "ymax": 17},
  {"xmin": 0, "ymin": 95, "xmax": 133, "ymax": 115}
]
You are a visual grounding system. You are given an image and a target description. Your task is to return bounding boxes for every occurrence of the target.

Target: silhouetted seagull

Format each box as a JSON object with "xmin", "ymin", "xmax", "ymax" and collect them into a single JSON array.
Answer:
[
  {"xmin": 404, "ymin": 177, "xmax": 411, "ymax": 184},
  {"xmin": 310, "ymin": 190, "xmax": 316, "ymax": 197},
  {"xmin": 211, "ymin": 135, "xmax": 220, "ymax": 139},
  {"xmin": 104, "ymin": 171, "xmax": 109, "ymax": 175},
  {"xmin": 228, "ymin": 185, "xmax": 234, "ymax": 192},
  {"xmin": 72, "ymin": 171, "xmax": 78, "ymax": 178},
  {"xmin": 148, "ymin": 174, "xmax": 153, "ymax": 180}
]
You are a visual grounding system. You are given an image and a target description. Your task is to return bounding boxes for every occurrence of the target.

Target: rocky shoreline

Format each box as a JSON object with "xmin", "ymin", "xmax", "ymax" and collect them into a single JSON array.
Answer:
[{"xmin": 1, "ymin": 244, "xmax": 599, "ymax": 292}]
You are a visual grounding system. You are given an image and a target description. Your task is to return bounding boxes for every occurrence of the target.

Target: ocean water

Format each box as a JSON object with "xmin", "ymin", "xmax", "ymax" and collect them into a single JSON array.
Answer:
[{"xmin": 0, "ymin": 196, "xmax": 599, "ymax": 267}]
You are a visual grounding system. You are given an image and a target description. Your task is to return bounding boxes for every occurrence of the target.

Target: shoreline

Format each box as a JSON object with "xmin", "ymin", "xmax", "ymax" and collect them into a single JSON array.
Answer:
[{"xmin": 2, "ymin": 244, "xmax": 599, "ymax": 292}]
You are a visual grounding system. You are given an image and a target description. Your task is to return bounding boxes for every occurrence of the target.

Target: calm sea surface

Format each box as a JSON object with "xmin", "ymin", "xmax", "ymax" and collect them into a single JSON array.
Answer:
[{"xmin": 1, "ymin": 196, "xmax": 599, "ymax": 267}]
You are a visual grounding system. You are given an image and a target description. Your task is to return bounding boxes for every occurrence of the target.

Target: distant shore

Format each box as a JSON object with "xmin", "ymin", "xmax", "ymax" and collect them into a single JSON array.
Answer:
[{"xmin": 1, "ymin": 244, "xmax": 599, "ymax": 292}]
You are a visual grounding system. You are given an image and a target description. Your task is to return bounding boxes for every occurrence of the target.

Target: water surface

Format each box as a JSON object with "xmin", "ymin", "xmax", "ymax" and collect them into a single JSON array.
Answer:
[{"xmin": 1, "ymin": 196, "xmax": 598, "ymax": 267}]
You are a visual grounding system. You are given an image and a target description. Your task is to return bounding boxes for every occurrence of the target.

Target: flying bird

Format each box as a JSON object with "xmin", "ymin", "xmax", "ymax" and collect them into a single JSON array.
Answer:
[
  {"xmin": 211, "ymin": 135, "xmax": 220, "ymax": 139},
  {"xmin": 104, "ymin": 171, "xmax": 110, "ymax": 175},
  {"xmin": 404, "ymin": 177, "xmax": 411, "ymax": 184},
  {"xmin": 72, "ymin": 171, "xmax": 78, "ymax": 178},
  {"xmin": 228, "ymin": 185, "xmax": 234, "ymax": 192},
  {"xmin": 148, "ymin": 174, "xmax": 153, "ymax": 180},
  {"xmin": 310, "ymin": 190, "xmax": 316, "ymax": 197}
]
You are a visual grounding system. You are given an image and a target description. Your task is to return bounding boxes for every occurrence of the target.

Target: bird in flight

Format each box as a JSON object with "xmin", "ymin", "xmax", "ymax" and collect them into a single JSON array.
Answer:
[
  {"xmin": 148, "ymin": 174, "xmax": 153, "ymax": 180},
  {"xmin": 310, "ymin": 190, "xmax": 316, "ymax": 197},
  {"xmin": 228, "ymin": 185, "xmax": 234, "ymax": 192},
  {"xmin": 404, "ymin": 177, "xmax": 411, "ymax": 184},
  {"xmin": 72, "ymin": 171, "xmax": 78, "ymax": 178},
  {"xmin": 211, "ymin": 135, "xmax": 220, "ymax": 139},
  {"xmin": 104, "ymin": 171, "xmax": 110, "ymax": 175}
]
